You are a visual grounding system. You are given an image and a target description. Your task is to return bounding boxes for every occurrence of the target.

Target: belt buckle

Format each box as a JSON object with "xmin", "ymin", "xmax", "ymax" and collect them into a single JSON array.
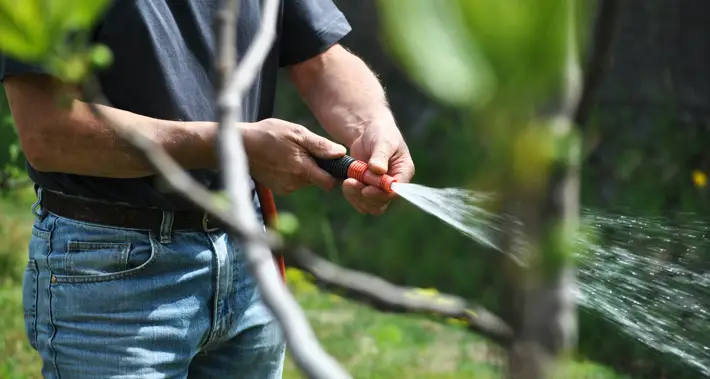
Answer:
[{"xmin": 201, "ymin": 213, "xmax": 220, "ymax": 232}]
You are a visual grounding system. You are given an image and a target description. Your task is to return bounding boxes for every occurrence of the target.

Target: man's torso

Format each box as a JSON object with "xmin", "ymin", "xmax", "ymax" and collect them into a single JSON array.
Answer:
[{"xmin": 28, "ymin": 0, "xmax": 279, "ymax": 210}]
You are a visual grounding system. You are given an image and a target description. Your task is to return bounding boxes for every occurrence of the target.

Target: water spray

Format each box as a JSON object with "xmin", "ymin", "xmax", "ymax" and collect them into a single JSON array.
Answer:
[
  {"xmin": 310, "ymin": 153, "xmax": 710, "ymax": 376},
  {"xmin": 313, "ymin": 155, "xmax": 398, "ymax": 193}
]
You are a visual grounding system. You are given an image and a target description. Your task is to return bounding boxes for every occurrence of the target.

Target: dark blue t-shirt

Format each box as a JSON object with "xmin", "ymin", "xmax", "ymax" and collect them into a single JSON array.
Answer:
[{"xmin": 0, "ymin": 0, "xmax": 351, "ymax": 210}]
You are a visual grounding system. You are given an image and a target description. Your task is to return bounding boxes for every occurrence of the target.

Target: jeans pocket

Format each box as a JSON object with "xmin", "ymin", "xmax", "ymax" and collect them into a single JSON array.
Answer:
[
  {"xmin": 22, "ymin": 259, "xmax": 39, "ymax": 350},
  {"xmin": 65, "ymin": 241, "xmax": 132, "ymax": 275},
  {"xmin": 52, "ymin": 237, "xmax": 158, "ymax": 284}
]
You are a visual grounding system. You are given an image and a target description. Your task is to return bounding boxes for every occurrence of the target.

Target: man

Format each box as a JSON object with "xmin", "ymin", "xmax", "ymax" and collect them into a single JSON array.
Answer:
[{"xmin": 0, "ymin": 0, "xmax": 414, "ymax": 378}]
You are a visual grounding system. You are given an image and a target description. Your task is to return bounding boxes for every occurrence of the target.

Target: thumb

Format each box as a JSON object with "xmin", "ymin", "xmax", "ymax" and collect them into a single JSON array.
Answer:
[
  {"xmin": 368, "ymin": 140, "xmax": 395, "ymax": 175},
  {"xmin": 300, "ymin": 130, "xmax": 347, "ymax": 159}
]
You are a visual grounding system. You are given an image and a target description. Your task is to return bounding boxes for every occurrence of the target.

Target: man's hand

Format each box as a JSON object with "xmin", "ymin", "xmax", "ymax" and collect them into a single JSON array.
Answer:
[
  {"xmin": 243, "ymin": 118, "xmax": 346, "ymax": 195},
  {"xmin": 343, "ymin": 118, "xmax": 415, "ymax": 215},
  {"xmin": 288, "ymin": 44, "xmax": 415, "ymax": 214}
]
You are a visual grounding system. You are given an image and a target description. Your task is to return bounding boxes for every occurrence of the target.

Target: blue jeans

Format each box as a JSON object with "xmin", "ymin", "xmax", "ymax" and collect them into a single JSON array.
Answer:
[{"xmin": 22, "ymin": 190, "xmax": 286, "ymax": 378}]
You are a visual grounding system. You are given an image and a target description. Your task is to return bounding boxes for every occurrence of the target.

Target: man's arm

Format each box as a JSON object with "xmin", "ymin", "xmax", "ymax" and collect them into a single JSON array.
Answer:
[
  {"xmin": 4, "ymin": 74, "xmax": 219, "ymax": 178},
  {"xmin": 288, "ymin": 44, "xmax": 394, "ymax": 148},
  {"xmin": 288, "ymin": 44, "xmax": 414, "ymax": 215},
  {"xmin": 3, "ymin": 73, "xmax": 345, "ymax": 194}
]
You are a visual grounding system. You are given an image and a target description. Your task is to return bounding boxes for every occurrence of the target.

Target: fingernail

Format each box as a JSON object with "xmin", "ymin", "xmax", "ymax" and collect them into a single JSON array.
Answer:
[{"xmin": 333, "ymin": 144, "xmax": 346, "ymax": 154}]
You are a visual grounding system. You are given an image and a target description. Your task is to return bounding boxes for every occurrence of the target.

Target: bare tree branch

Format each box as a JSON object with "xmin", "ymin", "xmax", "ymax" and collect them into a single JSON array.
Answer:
[
  {"xmin": 213, "ymin": 0, "xmax": 351, "ymax": 378},
  {"xmin": 222, "ymin": 0, "xmax": 278, "ymax": 107},
  {"xmin": 288, "ymin": 247, "xmax": 514, "ymax": 347}
]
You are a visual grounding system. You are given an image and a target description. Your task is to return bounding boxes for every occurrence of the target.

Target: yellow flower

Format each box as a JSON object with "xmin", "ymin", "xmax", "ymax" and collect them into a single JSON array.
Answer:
[{"xmin": 692, "ymin": 170, "xmax": 707, "ymax": 188}]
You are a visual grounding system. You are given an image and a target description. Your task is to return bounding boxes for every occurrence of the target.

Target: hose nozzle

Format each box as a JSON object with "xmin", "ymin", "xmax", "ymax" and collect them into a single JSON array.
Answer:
[{"xmin": 313, "ymin": 155, "xmax": 398, "ymax": 193}]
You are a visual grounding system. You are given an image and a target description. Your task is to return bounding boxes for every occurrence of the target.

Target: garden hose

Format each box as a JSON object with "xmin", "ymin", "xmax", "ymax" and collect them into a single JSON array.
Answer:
[
  {"xmin": 254, "ymin": 182, "xmax": 287, "ymax": 281},
  {"xmin": 312, "ymin": 155, "xmax": 398, "ymax": 193},
  {"xmin": 254, "ymin": 154, "xmax": 396, "ymax": 282}
]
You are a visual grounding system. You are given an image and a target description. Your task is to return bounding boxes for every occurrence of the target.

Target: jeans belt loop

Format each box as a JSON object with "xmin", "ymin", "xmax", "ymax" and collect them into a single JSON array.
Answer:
[{"xmin": 202, "ymin": 213, "xmax": 220, "ymax": 233}]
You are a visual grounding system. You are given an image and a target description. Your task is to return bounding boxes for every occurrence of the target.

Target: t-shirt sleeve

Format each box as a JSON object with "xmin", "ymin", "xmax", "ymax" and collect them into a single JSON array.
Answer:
[
  {"xmin": 0, "ymin": 56, "xmax": 48, "ymax": 82},
  {"xmin": 279, "ymin": 0, "xmax": 352, "ymax": 67}
]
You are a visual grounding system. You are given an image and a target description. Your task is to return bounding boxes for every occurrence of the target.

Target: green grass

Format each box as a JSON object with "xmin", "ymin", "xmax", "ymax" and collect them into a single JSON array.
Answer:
[
  {"xmin": 0, "ymin": 189, "xmax": 630, "ymax": 379},
  {"xmin": 0, "ymin": 187, "xmax": 40, "ymax": 378}
]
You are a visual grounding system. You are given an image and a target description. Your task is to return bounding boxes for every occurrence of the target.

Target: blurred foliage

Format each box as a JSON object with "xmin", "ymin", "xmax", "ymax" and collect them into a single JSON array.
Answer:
[
  {"xmin": 0, "ymin": 0, "xmax": 111, "ymax": 82},
  {"xmin": 377, "ymin": 0, "xmax": 495, "ymax": 108},
  {"xmin": 0, "ymin": 87, "xmax": 24, "ymax": 186},
  {"xmin": 0, "ymin": 0, "xmax": 107, "ymax": 60},
  {"xmin": 379, "ymin": 0, "xmax": 582, "ymax": 112}
]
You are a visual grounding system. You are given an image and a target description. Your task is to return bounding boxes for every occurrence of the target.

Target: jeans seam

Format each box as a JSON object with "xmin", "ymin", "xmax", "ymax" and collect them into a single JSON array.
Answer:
[
  {"xmin": 200, "ymin": 232, "xmax": 222, "ymax": 349},
  {"xmin": 44, "ymin": 215, "xmax": 60, "ymax": 379},
  {"xmin": 25, "ymin": 259, "xmax": 39, "ymax": 350}
]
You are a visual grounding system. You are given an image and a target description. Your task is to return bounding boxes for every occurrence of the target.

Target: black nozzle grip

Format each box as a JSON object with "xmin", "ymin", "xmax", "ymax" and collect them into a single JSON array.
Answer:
[{"xmin": 312, "ymin": 155, "xmax": 356, "ymax": 180}]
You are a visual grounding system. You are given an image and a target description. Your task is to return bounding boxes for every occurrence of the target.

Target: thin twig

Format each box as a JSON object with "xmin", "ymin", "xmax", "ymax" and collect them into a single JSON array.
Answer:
[
  {"xmin": 289, "ymin": 247, "xmax": 514, "ymax": 347},
  {"xmin": 214, "ymin": 0, "xmax": 351, "ymax": 378},
  {"xmin": 222, "ymin": 0, "xmax": 279, "ymax": 108}
]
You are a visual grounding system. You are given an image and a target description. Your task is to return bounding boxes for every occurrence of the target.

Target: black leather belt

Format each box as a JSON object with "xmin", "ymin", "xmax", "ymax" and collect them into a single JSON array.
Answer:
[{"xmin": 40, "ymin": 190, "xmax": 225, "ymax": 231}]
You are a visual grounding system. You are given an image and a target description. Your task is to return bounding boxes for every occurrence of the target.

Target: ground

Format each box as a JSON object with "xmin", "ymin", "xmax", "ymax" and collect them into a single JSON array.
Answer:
[{"xmin": 0, "ymin": 188, "xmax": 628, "ymax": 378}]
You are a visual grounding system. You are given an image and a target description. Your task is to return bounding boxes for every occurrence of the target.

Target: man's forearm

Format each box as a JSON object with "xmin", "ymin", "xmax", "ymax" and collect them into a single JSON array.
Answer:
[
  {"xmin": 289, "ymin": 44, "xmax": 395, "ymax": 146},
  {"xmin": 20, "ymin": 100, "xmax": 219, "ymax": 178},
  {"xmin": 4, "ymin": 74, "xmax": 223, "ymax": 178}
]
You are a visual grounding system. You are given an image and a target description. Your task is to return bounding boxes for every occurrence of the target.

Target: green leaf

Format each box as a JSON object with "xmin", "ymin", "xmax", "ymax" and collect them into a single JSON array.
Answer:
[
  {"xmin": 377, "ymin": 0, "xmax": 495, "ymax": 108},
  {"xmin": 277, "ymin": 212, "xmax": 299, "ymax": 236},
  {"xmin": 0, "ymin": 0, "xmax": 49, "ymax": 61},
  {"xmin": 8, "ymin": 143, "xmax": 19, "ymax": 162},
  {"xmin": 454, "ymin": 0, "xmax": 570, "ymax": 101},
  {"xmin": 0, "ymin": 0, "xmax": 111, "ymax": 67},
  {"xmin": 55, "ymin": 54, "xmax": 89, "ymax": 83},
  {"xmin": 45, "ymin": 0, "xmax": 109, "ymax": 31},
  {"xmin": 62, "ymin": 0, "xmax": 110, "ymax": 29},
  {"xmin": 90, "ymin": 44, "xmax": 113, "ymax": 69}
]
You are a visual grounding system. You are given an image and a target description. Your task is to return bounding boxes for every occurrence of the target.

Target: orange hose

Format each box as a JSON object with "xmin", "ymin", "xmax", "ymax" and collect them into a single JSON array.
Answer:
[
  {"xmin": 347, "ymin": 160, "xmax": 397, "ymax": 193},
  {"xmin": 255, "ymin": 181, "xmax": 287, "ymax": 281}
]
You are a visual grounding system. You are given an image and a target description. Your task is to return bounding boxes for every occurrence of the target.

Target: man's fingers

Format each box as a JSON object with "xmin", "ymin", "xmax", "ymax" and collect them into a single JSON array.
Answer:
[
  {"xmin": 344, "ymin": 179, "xmax": 392, "ymax": 215},
  {"xmin": 304, "ymin": 161, "xmax": 337, "ymax": 190},
  {"xmin": 367, "ymin": 139, "xmax": 396, "ymax": 175},
  {"xmin": 361, "ymin": 185, "xmax": 396, "ymax": 202},
  {"xmin": 359, "ymin": 185, "xmax": 393, "ymax": 215},
  {"xmin": 342, "ymin": 178, "xmax": 365, "ymax": 196},
  {"xmin": 343, "ymin": 179, "xmax": 368, "ymax": 213},
  {"xmin": 395, "ymin": 163, "xmax": 415, "ymax": 184},
  {"xmin": 371, "ymin": 203, "xmax": 389, "ymax": 215},
  {"xmin": 299, "ymin": 129, "xmax": 347, "ymax": 159},
  {"xmin": 359, "ymin": 200, "xmax": 389, "ymax": 215}
]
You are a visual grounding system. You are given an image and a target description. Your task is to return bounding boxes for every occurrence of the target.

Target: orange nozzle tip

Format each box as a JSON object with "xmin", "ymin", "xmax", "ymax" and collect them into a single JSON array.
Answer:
[{"xmin": 381, "ymin": 175, "xmax": 397, "ymax": 193}]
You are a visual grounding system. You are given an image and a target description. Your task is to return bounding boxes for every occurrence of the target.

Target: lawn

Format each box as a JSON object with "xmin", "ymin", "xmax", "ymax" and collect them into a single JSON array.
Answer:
[{"xmin": 0, "ymin": 188, "xmax": 628, "ymax": 378}]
